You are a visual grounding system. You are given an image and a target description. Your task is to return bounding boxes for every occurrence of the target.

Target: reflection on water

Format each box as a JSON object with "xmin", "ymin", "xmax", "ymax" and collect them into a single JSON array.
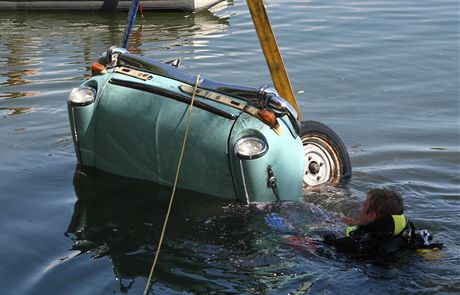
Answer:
[
  {"xmin": 67, "ymin": 166, "xmax": 277, "ymax": 293},
  {"xmin": 0, "ymin": 0, "xmax": 458, "ymax": 293},
  {"xmin": 1, "ymin": 69, "xmax": 36, "ymax": 87},
  {"xmin": 0, "ymin": 106, "xmax": 33, "ymax": 116},
  {"xmin": 128, "ymin": 11, "xmax": 230, "ymax": 52},
  {"xmin": 0, "ymin": 9, "xmax": 230, "ymax": 101},
  {"xmin": 0, "ymin": 91, "xmax": 36, "ymax": 99},
  {"xmin": 0, "ymin": 34, "xmax": 40, "ymax": 99},
  {"xmin": 66, "ymin": 167, "xmax": 456, "ymax": 294},
  {"xmin": 66, "ymin": 167, "xmax": 316, "ymax": 293}
]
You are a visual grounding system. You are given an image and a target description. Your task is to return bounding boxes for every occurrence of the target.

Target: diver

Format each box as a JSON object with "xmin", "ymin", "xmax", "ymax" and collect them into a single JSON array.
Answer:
[{"xmin": 265, "ymin": 188, "xmax": 443, "ymax": 258}]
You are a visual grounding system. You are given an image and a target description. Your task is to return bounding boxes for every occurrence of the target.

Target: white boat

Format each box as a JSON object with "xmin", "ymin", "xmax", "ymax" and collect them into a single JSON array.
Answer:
[{"xmin": 0, "ymin": 0, "xmax": 224, "ymax": 11}]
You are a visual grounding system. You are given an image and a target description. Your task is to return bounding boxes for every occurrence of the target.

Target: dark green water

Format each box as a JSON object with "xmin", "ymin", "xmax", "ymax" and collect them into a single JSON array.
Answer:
[{"xmin": 0, "ymin": 0, "xmax": 458, "ymax": 294}]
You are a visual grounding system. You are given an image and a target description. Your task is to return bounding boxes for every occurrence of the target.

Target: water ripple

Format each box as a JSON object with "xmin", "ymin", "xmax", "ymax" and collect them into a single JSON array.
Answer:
[{"xmin": 0, "ymin": 0, "xmax": 458, "ymax": 293}]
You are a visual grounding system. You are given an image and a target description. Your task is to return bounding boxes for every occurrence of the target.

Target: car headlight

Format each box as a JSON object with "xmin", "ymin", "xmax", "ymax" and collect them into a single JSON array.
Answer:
[
  {"xmin": 235, "ymin": 137, "xmax": 268, "ymax": 159},
  {"xmin": 68, "ymin": 87, "xmax": 96, "ymax": 106}
]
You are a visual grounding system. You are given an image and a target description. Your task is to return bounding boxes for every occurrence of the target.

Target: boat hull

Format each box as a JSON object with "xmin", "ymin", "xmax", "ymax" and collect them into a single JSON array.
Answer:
[{"xmin": 0, "ymin": 0, "xmax": 223, "ymax": 11}]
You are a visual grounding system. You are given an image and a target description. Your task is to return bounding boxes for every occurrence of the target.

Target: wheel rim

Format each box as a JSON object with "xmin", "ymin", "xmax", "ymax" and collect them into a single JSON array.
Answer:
[{"xmin": 302, "ymin": 137, "xmax": 338, "ymax": 186}]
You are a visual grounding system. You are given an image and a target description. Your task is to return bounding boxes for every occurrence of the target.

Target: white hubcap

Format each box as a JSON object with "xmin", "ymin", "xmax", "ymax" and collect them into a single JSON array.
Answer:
[{"xmin": 303, "ymin": 141, "xmax": 335, "ymax": 186}]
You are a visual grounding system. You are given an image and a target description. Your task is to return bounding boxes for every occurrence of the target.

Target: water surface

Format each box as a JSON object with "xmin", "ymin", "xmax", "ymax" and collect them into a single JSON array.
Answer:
[{"xmin": 0, "ymin": 0, "xmax": 458, "ymax": 294}]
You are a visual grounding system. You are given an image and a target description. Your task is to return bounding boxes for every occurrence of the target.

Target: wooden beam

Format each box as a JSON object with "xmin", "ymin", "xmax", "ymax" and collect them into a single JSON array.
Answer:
[{"xmin": 246, "ymin": 0, "xmax": 302, "ymax": 120}]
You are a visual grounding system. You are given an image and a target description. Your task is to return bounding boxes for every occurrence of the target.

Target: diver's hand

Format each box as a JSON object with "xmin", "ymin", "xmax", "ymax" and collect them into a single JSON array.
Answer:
[{"xmin": 265, "ymin": 213, "xmax": 294, "ymax": 233}]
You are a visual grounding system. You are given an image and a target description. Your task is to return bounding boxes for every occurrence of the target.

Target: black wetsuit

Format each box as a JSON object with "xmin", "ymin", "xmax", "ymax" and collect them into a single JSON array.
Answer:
[{"xmin": 323, "ymin": 215, "xmax": 442, "ymax": 258}]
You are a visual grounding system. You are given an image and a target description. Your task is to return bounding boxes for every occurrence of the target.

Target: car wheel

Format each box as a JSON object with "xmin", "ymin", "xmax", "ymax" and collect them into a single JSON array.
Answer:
[{"xmin": 300, "ymin": 120, "xmax": 351, "ymax": 187}]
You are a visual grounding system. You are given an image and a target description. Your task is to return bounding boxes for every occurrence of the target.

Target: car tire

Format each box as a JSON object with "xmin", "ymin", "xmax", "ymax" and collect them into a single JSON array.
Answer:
[{"xmin": 300, "ymin": 120, "xmax": 351, "ymax": 187}]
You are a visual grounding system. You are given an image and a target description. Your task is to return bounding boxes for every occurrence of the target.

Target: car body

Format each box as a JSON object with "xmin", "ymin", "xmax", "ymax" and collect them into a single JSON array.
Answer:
[{"xmin": 68, "ymin": 47, "xmax": 306, "ymax": 203}]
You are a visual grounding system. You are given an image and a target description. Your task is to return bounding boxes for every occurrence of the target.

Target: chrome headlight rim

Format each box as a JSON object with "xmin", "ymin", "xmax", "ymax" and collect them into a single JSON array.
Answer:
[
  {"xmin": 234, "ymin": 137, "xmax": 268, "ymax": 160},
  {"xmin": 68, "ymin": 86, "xmax": 96, "ymax": 107}
]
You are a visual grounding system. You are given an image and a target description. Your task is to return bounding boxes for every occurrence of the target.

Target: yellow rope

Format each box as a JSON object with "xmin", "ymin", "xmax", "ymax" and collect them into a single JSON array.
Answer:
[{"xmin": 143, "ymin": 74, "xmax": 201, "ymax": 295}]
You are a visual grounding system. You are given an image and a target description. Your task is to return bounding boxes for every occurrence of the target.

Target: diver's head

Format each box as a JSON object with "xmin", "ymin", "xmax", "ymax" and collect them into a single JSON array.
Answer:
[{"xmin": 359, "ymin": 188, "xmax": 404, "ymax": 224}]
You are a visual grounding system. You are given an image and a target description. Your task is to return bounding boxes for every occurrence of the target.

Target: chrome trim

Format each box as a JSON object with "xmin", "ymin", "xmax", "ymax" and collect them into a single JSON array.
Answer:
[
  {"xmin": 105, "ymin": 46, "xmax": 128, "ymax": 68},
  {"xmin": 70, "ymin": 106, "xmax": 82, "ymax": 163},
  {"xmin": 239, "ymin": 160, "xmax": 250, "ymax": 204},
  {"xmin": 257, "ymin": 85, "xmax": 279, "ymax": 108},
  {"xmin": 257, "ymin": 85, "xmax": 300, "ymax": 135},
  {"xmin": 268, "ymin": 95, "xmax": 298, "ymax": 119}
]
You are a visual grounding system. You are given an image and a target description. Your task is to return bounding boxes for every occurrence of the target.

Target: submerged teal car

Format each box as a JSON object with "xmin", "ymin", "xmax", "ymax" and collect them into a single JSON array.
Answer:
[{"xmin": 68, "ymin": 47, "xmax": 351, "ymax": 203}]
